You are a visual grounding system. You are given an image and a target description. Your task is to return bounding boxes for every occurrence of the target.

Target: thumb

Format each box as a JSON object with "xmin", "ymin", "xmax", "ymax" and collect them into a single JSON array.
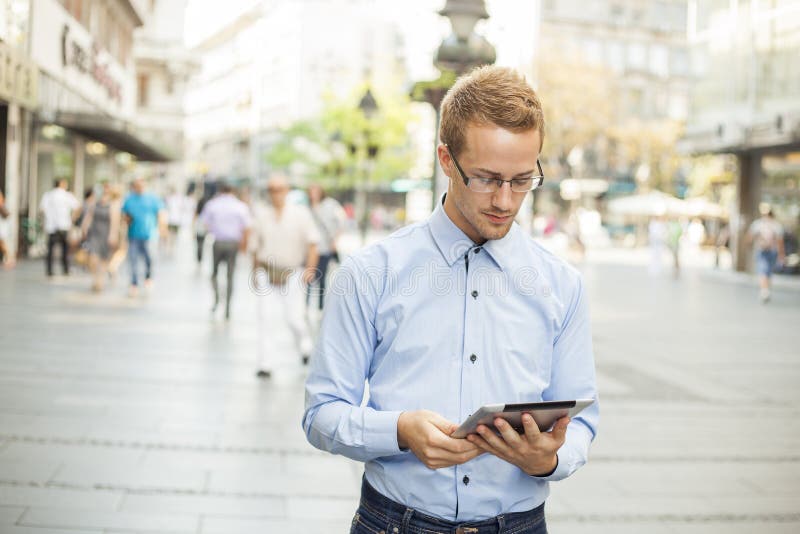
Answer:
[{"xmin": 428, "ymin": 413, "xmax": 458, "ymax": 435}]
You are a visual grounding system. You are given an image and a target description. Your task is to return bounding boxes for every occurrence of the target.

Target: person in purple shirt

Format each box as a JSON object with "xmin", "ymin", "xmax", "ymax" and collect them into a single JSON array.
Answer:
[{"xmin": 200, "ymin": 183, "xmax": 252, "ymax": 319}]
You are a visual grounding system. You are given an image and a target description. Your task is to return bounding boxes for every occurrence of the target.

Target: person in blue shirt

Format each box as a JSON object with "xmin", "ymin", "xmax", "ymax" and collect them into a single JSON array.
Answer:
[
  {"xmin": 122, "ymin": 179, "xmax": 166, "ymax": 296},
  {"xmin": 303, "ymin": 66, "xmax": 599, "ymax": 533}
]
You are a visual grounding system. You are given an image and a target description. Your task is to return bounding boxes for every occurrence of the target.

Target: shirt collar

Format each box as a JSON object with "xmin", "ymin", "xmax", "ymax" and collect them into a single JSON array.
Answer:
[{"xmin": 428, "ymin": 194, "xmax": 521, "ymax": 272}]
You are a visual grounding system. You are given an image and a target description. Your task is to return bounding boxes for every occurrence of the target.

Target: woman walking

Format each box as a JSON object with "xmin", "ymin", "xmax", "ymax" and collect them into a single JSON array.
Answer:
[{"xmin": 82, "ymin": 184, "xmax": 122, "ymax": 292}]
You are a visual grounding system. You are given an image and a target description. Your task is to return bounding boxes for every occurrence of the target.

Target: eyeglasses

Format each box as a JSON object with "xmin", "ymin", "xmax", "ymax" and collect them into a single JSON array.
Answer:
[{"xmin": 446, "ymin": 144, "xmax": 544, "ymax": 194}]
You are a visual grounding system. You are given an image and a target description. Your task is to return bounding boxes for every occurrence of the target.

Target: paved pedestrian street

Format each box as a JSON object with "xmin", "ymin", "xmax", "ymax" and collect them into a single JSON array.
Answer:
[{"xmin": 1, "ymin": 241, "xmax": 799, "ymax": 533}]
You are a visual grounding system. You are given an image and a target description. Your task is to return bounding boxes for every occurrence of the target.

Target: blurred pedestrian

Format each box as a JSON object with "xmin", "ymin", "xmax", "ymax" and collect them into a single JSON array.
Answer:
[
  {"xmin": 747, "ymin": 206, "xmax": 785, "ymax": 303},
  {"xmin": 122, "ymin": 179, "xmax": 166, "ymax": 296},
  {"xmin": 251, "ymin": 175, "xmax": 319, "ymax": 378},
  {"xmin": 164, "ymin": 187, "xmax": 183, "ymax": 255},
  {"xmin": 39, "ymin": 179, "xmax": 80, "ymax": 277},
  {"xmin": 307, "ymin": 183, "xmax": 345, "ymax": 311},
  {"xmin": 81, "ymin": 184, "xmax": 122, "ymax": 292},
  {"xmin": 194, "ymin": 182, "xmax": 214, "ymax": 271},
  {"xmin": 200, "ymin": 183, "xmax": 251, "ymax": 319},
  {"xmin": 667, "ymin": 218, "xmax": 683, "ymax": 279},
  {"xmin": 304, "ymin": 65, "xmax": 598, "ymax": 533},
  {"xmin": 648, "ymin": 216, "xmax": 667, "ymax": 275},
  {"xmin": 0, "ymin": 190, "xmax": 13, "ymax": 269}
]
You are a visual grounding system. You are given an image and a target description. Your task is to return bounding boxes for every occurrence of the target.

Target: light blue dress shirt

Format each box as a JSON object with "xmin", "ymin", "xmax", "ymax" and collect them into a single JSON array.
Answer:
[{"xmin": 303, "ymin": 198, "xmax": 599, "ymax": 522}]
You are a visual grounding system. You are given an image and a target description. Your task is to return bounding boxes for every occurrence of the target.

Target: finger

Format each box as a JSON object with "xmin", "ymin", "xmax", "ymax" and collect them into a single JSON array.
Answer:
[
  {"xmin": 475, "ymin": 423, "xmax": 513, "ymax": 456},
  {"xmin": 550, "ymin": 416, "xmax": 570, "ymax": 444},
  {"xmin": 521, "ymin": 413, "xmax": 541, "ymax": 441},
  {"xmin": 433, "ymin": 432, "xmax": 482, "ymax": 454},
  {"xmin": 493, "ymin": 418, "xmax": 524, "ymax": 448},
  {"xmin": 428, "ymin": 414, "xmax": 458, "ymax": 436}
]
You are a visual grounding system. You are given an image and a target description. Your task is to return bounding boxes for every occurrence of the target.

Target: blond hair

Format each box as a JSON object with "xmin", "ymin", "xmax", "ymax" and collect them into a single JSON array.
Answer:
[{"xmin": 439, "ymin": 65, "xmax": 545, "ymax": 157}]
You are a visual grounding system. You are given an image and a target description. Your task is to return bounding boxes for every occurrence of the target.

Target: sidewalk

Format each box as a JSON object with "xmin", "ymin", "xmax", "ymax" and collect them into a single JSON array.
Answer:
[{"xmin": 0, "ymin": 235, "xmax": 798, "ymax": 533}]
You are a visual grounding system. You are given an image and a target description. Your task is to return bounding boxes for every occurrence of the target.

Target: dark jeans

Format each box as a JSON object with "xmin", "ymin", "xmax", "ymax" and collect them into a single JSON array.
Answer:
[
  {"xmin": 46, "ymin": 230, "xmax": 69, "ymax": 276},
  {"xmin": 128, "ymin": 238, "xmax": 152, "ymax": 286},
  {"xmin": 351, "ymin": 477, "xmax": 547, "ymax": 534},
  {"xmin": 196, "ymin": 233, "xmax": 206, "ymax": 264},
  {"xmin": 211, "ymin": 240, "xmax": 239, "ymax": 318},
  {"xmin": 306, "ymin": 252, "xmax": 336, "ymax": 310}
]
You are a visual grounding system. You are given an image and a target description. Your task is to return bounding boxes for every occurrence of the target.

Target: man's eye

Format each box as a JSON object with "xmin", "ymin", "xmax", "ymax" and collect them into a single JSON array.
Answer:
[
  {"xmin": 475, "ymin": 178, "xmax": 495, "ymax": 185},
  {"xmin": 513, "ymin": 178, "xmax": 533, "ymax": 186}
]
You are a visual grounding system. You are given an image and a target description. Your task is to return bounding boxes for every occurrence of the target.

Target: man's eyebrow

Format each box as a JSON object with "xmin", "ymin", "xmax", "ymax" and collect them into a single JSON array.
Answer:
[{"xmin": 474, "ymin": 167, "xmax": 536, "ymax": 178}]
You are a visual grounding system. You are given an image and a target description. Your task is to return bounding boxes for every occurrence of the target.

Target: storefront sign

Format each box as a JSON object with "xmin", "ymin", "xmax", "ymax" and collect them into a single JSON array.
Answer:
[
  {"xmin": 61, "ymin": 24, "xmax": 122, "ymax": 105},
  {"xmin": 0, "ymin": 41, "xmax": 39, "ymax": 109}
]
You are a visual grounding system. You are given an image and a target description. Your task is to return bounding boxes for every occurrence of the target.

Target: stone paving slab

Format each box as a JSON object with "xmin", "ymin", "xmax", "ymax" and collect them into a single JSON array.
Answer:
[{"xmin": 1, "ymin": 241, "xmax": 799, "ymax": 532}]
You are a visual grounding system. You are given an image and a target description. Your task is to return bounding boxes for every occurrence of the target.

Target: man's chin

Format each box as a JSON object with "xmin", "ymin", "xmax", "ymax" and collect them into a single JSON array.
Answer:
[{"xmin": 479, "ymin": 223, "xmax": 513, "ymax": 241}]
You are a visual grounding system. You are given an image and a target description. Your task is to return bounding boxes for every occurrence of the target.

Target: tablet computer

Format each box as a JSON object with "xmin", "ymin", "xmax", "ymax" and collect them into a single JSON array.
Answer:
[{"xmin": 451, "ymin": 399, "xmax": 595, "ymax": 439}]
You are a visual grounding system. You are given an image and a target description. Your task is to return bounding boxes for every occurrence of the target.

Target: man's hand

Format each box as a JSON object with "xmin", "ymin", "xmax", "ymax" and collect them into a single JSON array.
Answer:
[
  {"xmin": 398, "ymin": 410, "xmax": 483, "ymax": 470},
  {"xmin": 301, "ymin": 267, "xmax": 316, "ymax": 285},
  {"xmin": 467, "ymin": 414, "xmax": 569, "ymax": 476}
]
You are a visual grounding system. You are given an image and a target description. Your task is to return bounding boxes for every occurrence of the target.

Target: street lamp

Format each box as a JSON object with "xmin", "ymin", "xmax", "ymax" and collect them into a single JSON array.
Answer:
[
  {"xmin": 356, "ymin": 88, "xmax": 380, "ymax": 242},
  {"xmin": 412, "ymin": 0, "xmax": 496, "ymax": 208}
]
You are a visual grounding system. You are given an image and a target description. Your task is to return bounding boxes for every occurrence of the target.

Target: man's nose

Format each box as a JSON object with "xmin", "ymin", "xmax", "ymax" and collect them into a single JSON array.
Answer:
[{"xmin": 492, "ymin": 181, "xmax": 514, "ymax": 211}]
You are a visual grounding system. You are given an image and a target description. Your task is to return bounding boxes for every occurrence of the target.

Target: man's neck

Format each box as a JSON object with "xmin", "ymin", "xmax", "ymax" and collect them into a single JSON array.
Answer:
[{"xmin": 442, "ymin": 192, "xmax": 486, "ymax": 245}]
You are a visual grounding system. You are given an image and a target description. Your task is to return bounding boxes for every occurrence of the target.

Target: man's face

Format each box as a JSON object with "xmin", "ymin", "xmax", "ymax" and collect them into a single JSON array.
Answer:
[
  {"xmin": 133, "ymin": 180, "xmax": 144, "ymax": 194},
  {"xmin": 440, "ymin": 124, "xmax": 541, "ymax": 243},
  {"xmin": 268, "ymin": 182, "xmax": 289, "ymax": 208}
]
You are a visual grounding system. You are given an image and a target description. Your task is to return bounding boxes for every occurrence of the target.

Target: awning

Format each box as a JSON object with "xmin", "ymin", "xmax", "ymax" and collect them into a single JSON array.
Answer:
[{"xmin": 48, "ymin": 112, "xmax": 172, "ymax": 162}]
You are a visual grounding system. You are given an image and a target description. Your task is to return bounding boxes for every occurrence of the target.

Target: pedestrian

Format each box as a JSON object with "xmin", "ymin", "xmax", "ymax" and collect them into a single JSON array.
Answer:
[
  {"xmin": 306, "ymin": 183, "xmax": 345, "ymax": 311},
  {"xmin": 164, "ymin": 187, "xmax": 184, "ymax": 255},
  {"xmin": 666, "ymin": 218, "xmax": 683, "ymax": 279},
  {"xmin": 747, "ymin": 206, "xmax": 785, "ymax": 303},
  {"xmin": 194, "ymin": 182, "xmax": 214, "ymax": 271},
  {"xmin": 122, "ymin": 179, "xmax": 166, "ymax": 296},
  {"xmin": 648, "ymin": 215, "xmax": 667, "ymax": 275},
  {"xmin": 39, "ymin": 179, "xmax": 80, "ymax": 277},
  {"xmin": 303, "ymin": 66, "xmax": 598, "ymax": 533},
  {"xmin": 251, "ymin": 175, "xmax": 319, "ymax": 378},
  {"xmin": 200, "ymin": 183, "xmax": 252, "ymax": 319},
  {"xmin": 81, "ymin": 183, "xmax": 122, "ymax": 292},
  {"xmin": 0, "ymin": 190, "xmax": 13, "ymax": 269}
]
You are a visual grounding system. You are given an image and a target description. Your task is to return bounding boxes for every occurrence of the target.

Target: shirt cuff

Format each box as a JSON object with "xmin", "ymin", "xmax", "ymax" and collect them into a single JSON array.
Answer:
[
  {"xmin": 364, "ymin": 409, "xmax": 403, "ymax": 457},
  {"xmin": 530, "ymin": 453, "xmax": 570, "ymax": 481}
]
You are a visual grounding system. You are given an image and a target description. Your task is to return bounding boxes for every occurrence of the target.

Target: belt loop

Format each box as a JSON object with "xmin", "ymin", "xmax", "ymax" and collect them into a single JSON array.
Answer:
[
  {"xmin": 497, "ymin": 514, "xmax": 505, "ymax": 533},
  {"xmin": 400, "ymin": 507, "xmax": 414, "ymax": 534}
]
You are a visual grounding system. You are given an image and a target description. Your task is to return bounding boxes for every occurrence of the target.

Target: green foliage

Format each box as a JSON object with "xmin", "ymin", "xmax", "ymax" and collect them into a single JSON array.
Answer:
[{"xmin": 265, "ymin": 87, "xmax": 419, "ymax": 189}]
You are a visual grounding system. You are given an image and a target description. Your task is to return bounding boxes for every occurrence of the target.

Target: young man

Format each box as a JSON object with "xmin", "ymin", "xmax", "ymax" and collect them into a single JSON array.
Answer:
[
  {"xmin": 122, "ymin": 179, "xmax": 166, "ymax": 296},
  {"xmin": 303, "ymin": 66, "xmax": 599, "ymax": 532},
  {"xmin": 39, "ymin": 179, "xmax": 80, "ymax": 277}
]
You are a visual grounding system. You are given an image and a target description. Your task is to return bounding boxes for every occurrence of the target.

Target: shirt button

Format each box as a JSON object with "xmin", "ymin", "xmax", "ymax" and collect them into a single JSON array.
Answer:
[
  {"xmin": 462, "ymin": 475, "xmax": 470, "ymax": 485},
  {"xmin": 470, "ymin": 354, "xmax": 477, "ymax": 363},
  {"xmin": 474, "ymin": 247, "xmax": 482, "ymax": 253},
  {"xmin": 471, "ymin": 290, "xmax": 478, "ymax": 299}
]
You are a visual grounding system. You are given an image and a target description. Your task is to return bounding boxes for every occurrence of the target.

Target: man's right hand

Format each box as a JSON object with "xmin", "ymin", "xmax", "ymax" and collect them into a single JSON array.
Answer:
[{"xmin": 397, "ymin": 410, "xmax": 483, "ymax": 470}]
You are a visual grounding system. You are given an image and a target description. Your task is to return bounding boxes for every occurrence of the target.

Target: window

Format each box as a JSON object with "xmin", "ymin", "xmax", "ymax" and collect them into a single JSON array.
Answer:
[{"xmin": 137, "ymin": 73, "xmax": 149, "ymax": 107}]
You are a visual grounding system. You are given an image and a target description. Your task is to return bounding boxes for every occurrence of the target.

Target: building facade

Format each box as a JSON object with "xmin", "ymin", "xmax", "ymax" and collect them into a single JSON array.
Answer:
[{"xmin": 681, "ymin": 0, "xmax": 800, "ymax": 271}]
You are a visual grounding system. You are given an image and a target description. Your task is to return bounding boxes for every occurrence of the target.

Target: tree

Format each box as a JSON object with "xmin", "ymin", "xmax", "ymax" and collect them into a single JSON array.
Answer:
[{"xmin": 265, "ymin": 87, "xmax": 419, "ymax": 189}]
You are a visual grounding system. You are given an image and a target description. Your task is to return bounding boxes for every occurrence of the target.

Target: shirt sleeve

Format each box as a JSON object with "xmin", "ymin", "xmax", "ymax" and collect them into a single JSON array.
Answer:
[
  {"xmin": 304, "ymin": 208, "xmax": 321, "ymax": 245},
  {"xmin": 302, "ymin": 256, "xmax": 404, "ymax": 462},
  {"xmin": 536, "ymin": 274, "xmax": 599, "ymax": 482}
]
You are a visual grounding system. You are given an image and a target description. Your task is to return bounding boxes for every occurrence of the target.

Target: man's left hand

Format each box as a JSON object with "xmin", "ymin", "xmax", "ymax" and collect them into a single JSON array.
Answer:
[
  {"xmin": 467, "ymin": 414, "xmax": 569, "ymax": 476},
  {"xmin": 301, "ymin": 267, "xmax": 316, "ymax": 285}
]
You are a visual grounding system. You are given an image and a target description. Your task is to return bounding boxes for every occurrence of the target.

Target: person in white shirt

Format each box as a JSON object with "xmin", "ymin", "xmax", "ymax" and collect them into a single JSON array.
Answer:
[
  {"xmin": 307, "ymin": 184, "xmax": 346, "ymax": 310},
  {"xmin": 250, "ymin": 175, "xmax": 319, "ymax": 379},
  {"xmin": 747, "ymin": 206, "xmax": 785, "ymax": 303},
  {"xmin": 39, "ymin": 179, "xmax": 80, "ymax": 277}
]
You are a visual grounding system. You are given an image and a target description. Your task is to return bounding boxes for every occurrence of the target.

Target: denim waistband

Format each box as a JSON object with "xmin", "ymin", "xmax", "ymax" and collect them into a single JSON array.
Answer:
[{"xmin": 359, "ymin": 476, "xmax": 546, "ymax": 533}]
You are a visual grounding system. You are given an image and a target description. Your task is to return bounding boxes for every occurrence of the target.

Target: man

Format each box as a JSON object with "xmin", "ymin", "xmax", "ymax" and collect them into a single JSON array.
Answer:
[
  {"xmin": 303, "ymin": 66, "xmax": 598, "ymax": 533},
  {"xmin": 747, "ymin": 206, "xmax": 785, "ymax": 303},
  {"xmin": 122, "ymin": 179, "xmax": 166, "ymax": 296},
  {"xmin": 251, "ymin": 175, "xmax": 319, "ymax": 378},
  {"xmin": 200, "ymin": 183, "xmax": 251, "ymax": 319},
  {"xmin": 39, "ymin": 179, "xmax": 80, "ymax": 277},
  {"xmin": 307, "ymin": 183, "xmax": 346, "ymax": 311}
]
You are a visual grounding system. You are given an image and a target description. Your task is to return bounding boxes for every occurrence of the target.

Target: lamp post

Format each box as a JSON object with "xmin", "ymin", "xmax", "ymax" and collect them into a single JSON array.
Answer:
[
  {"xmin": 356, "ymin": 88, "xmax": 380, "ymax": 242},
  {"xmin": 412, "ymin": 0, "xmax": 496, "ymax": 208}
]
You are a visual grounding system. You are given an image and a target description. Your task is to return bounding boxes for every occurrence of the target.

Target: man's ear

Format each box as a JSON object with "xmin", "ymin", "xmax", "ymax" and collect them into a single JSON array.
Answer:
[{"xmin": 436, "ymin": 144, "xmax": 453, "ymax": 179}]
